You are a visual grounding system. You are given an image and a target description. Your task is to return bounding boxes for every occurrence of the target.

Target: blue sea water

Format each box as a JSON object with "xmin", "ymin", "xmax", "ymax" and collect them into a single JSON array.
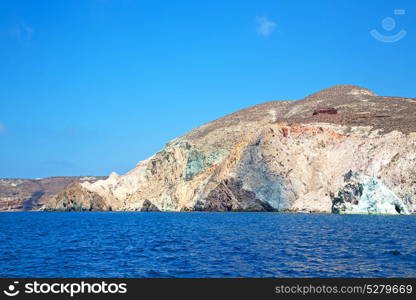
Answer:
[{"xmin": 0, "ymin": 212, "xmax": 415, "ymax": 278}]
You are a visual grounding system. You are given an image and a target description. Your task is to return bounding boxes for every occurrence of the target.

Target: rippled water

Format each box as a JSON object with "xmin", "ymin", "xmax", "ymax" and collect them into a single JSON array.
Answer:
[{"xmin": 0, "ymin": 212, "xmax": 415, "ymax": 277}]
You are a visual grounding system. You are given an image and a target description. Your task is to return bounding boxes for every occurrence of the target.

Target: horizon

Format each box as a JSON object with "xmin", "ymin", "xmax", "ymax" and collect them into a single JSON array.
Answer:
[{"xmin": 1, "ymin": 0, "xmax": 415, "ymax": 179}]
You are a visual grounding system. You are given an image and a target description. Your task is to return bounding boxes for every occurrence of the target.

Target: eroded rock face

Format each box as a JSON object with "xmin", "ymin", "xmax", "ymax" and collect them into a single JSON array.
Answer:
[
  {"xmin": 140, "ymin": 200, "xmax": 160, "ymax": 212},
  {"xmin": 45, "ymin": 182, "xmax": 109, "ymax": 211},
  {"xmin": 199, "ymin": 178, "xmax": 275, "ymax": 212},
  {"xmin": 332, "ymin": 171, "xmax": 409, "ymax": 214},
  {"xmin": 44, "ymin": 85, "xmax": 416, "ymax": 214}
]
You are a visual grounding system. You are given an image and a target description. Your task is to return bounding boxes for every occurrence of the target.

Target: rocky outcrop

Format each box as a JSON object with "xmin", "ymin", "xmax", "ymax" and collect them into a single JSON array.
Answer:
[
  {"xmin": 43, "ymin": 85, "xmax": 416, "ymax": 214},
  {"xmin": 45, "ymin": 182, "xmax": 109, "ymax": 211},
  {"xmin": 0, "ymin": 176, "xmax": 106, "ymax": 211},
  {"xmin": 199, "ymin": 178, "xmax": 275, "ymax": 212},
  {"xmin": 332, "ymin": 171, "xmax": 409, "ymax": 214},
  {"xmin": 141, "ymin": 200, "xmax": 160, "ymax": 212}
]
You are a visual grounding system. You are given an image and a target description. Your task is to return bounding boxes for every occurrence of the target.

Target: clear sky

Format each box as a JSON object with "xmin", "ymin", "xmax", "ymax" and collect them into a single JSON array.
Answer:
[{"xmin": 1, "ymin": 0, "xmax": 415, "ymax": 178}]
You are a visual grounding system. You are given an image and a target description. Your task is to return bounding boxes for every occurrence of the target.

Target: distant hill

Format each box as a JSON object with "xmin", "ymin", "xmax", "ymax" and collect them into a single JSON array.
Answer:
[{"xmin": 0, "ymin": 177, "xmax": 106, "ymax": 211}]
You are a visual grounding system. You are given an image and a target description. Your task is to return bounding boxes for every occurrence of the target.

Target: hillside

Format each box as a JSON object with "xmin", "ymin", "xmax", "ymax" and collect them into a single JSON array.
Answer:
[{"xmin": 21, "ymin": 85, "xmax": 416, "ymax": 213}]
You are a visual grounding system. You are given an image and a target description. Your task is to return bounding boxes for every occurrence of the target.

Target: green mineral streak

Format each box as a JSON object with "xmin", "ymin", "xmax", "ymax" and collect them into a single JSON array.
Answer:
[
  {"xmin": 333, "ymin": 172, "xmax": 409, "ymax": 215},
  {"xmin": 185, "ymin": 149, "xmax": 227, "ymax": 181}
]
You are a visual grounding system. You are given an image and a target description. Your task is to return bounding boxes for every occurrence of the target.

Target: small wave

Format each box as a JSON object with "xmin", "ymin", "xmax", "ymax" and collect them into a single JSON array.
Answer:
[{"xmin": 384, "ymin": 250, "xmax": 402, "ymax": 256}]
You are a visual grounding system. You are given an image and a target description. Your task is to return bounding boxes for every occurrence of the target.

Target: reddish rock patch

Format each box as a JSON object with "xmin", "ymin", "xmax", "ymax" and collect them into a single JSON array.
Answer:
[
  {"xmin": 282, "ymin": 127, "xmax": 290, "ymax": 137},
  {"xmin": 313, "ymin": 108, "xmax": 338, "ymax": 115}
]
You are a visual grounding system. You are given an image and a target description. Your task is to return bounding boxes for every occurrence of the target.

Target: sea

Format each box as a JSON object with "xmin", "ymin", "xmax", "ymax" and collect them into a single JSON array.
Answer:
[{"xmin": 0, "ymin": 212, "xmax": 415, "ymax": 278}]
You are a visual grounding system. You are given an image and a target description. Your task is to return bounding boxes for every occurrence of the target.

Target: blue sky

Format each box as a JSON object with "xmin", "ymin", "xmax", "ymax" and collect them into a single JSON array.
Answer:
[{"xmin": 0, "ymin": 0, "xmax": 415, "ymax": 178}]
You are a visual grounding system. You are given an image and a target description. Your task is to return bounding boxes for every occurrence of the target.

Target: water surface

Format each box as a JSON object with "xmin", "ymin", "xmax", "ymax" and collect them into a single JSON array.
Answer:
[{"xmin": 0, "ymin": 212, "xmax": 415, "ymax": 277}]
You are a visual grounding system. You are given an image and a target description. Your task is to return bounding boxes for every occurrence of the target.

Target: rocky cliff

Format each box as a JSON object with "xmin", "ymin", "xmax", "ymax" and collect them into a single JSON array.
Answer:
[{"xmin": 45, "ymin": 85, "xmax": 416, "ymax": 214}]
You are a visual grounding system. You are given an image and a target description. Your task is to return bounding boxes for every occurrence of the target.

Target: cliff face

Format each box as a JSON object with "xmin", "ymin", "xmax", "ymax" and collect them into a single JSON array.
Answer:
[{"xmin": 45, "ymin": 85, "xmax": 416, "ymax": 214}]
